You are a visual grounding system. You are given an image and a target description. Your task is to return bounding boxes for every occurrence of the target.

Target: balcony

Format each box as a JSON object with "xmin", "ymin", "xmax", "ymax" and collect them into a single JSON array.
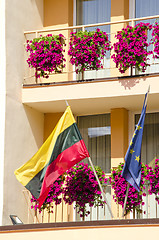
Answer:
[
  {"xmin": 1, "ymin": 186, "xmax": 159, "ymax": 238},
  {"xmin": 23, "ymin": 15, "xmax": 159, "ymax": 115},
  {"xmin": 23, "ymin": 14, "xmax": 159, "ymax": 84},
  {"xmin": 19, "ymin": 15, "xmax": 159, "ymax": 226},
  {"xmin": 22, "ymin": 182, "xmax": 159, "ymax": 225}
]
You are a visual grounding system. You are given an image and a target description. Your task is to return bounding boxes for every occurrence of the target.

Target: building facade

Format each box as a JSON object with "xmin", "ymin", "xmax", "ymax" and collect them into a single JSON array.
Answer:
[{"xmin": 0, "ymin": 0, "xmax": 159, "ymax": 226}]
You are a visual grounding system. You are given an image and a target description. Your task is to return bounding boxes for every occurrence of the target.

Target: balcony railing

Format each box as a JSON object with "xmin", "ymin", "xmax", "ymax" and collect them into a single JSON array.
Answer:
[
  {"xmin": 24, "ymin": 15, "xmax": 159, "ymax": 86},
  {"xmin": 23, "ymin": 182, "xmax": 159, "ymax": 224}
]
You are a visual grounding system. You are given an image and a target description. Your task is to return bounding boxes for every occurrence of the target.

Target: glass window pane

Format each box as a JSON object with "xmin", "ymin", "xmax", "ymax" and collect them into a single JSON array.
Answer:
[
  {"xmin": 135, "ymin": 0, "xmax": 159, "ymax": 18},
  {"xmin": 135, "ymin": 112, "xmax": 159, "ymax": 165},
  {"xmin": 76, "ymin": 0, "xmax": 111, "ymax": 80},
  {"xmin": 135, "ymin": 0, "xmax": 159, "ymax": 75},
  {"xmin": 76, "ymin": 0, "xmax": 111, "ymax": 32},
  {"xmin": 77, "ymin": 113, "xmax": 111, "ymax": 173}
]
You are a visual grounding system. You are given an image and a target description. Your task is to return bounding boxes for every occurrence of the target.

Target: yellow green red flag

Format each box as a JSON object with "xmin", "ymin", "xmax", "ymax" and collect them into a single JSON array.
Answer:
[{"xmin": 14, "ymin": 106, "xmax": 89, "ymax": 207}]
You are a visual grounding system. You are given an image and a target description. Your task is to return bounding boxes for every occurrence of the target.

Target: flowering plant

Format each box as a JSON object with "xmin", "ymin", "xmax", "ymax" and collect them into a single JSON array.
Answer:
[
  {"xmin": 68, "ymin": 28, "xmax": 111, "ymax": 74},
  {"xmin": 26, "ymin": 34, "xmax": 66, "ymax": 79},
  {"xmin": 109, "ymin": 162, "xmax": 150, "ymax": 216},
  {"xmin": 111, "ymin": 22, "xmax": 152, "ymax": 73},
  {"xmin": 152, "ymin": 22, "xmax": 159, "ymax": 59},
  {"xmin": 145, "ymin": 158, "xmax": 159, "ymax": 204},
  {"xmin": 63, "ymin": 162, "xmax": 107, "ymax": 218},
  {"xmin": 30, "ymin": 176, "xmax": 64, "ymax": 213}
]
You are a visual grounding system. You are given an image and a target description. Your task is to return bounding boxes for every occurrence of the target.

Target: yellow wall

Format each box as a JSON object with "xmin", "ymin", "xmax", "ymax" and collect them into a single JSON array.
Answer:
[
  {"xmin": 111, "ymin": 108, "xmax": 128, "ymax": 167},
  {"xmin": 111, "ymin": 108, "xmax": 128, "ymax": 218},
  {"xmin": 44, "ymin": 109, "xmax": 129, "ymax": 158},
  {"xmin": 111, "ymin": 0, "xmax": 129, "ymax": 20},
  {"xmin": 44, "ymin": 0, "xmax": 73, "ymax": 27},
  {"xmin": 110, "ymin": 0, "xmax": 129, "ymax": 77},
  {"xmin": 42, "ymin": 0, "xmax": 74, "ymax": 83},
  {"xmin": 44, "ymin": 112, "xmax": 63, "ymax": 141}
]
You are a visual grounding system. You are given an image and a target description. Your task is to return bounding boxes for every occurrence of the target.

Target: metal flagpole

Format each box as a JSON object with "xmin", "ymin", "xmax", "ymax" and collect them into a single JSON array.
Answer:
[
  {"xmin": 122, "ymin": 183, "xmax": 130, "ymax": 217},
  {"xmin": 64, "ymin": 100, "xmax": 114, "ymax": 218},
  {"xmin": 144, "ymin": 85, "xmax": 150, "ymax": 107},
  {"xmin": 88, "ymin": 156, "xmax": 114, "ymax": 219},
  {"xmin": 122, "ymin": 85, "xmax": 150, "ymax": 218},
  {"xmin": 65, "ymin": 100, "xmax": 69, "ymax": 107}
]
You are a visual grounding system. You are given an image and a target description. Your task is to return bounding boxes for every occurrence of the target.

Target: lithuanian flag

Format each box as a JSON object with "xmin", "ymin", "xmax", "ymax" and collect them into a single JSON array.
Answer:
[{"xmin": 14, "ymin": 106, "xmax": 89, "ymax": 207}]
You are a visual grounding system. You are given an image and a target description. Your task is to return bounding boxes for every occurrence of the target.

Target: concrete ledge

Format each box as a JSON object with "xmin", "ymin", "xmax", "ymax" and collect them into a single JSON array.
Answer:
[
  {"xmin": 1, "ymin": 218, "xmax": 159, "ymax": 233},
  {"xmin": 22, "ymin": 73, "xmax": 159, "ymax": 114}
]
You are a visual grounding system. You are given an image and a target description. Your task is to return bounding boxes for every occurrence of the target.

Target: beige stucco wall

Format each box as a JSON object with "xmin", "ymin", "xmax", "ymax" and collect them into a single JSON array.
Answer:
[
  {"xmin": 3, "ymin": 0, "xmax": 44, "ymax": 225},
  {"xmin": 0, "ymin": 0, "xmax": 6, "ymax": 226},
  {"xmin": 1, "ymin": 225, "xmax": 159, "ymax": 240}
]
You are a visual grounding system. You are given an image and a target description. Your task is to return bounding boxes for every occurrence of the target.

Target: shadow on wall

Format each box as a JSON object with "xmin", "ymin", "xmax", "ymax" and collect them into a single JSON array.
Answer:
[{"xmin": 119, "ymin": 76, "xmax": 146, "ymax": 90}]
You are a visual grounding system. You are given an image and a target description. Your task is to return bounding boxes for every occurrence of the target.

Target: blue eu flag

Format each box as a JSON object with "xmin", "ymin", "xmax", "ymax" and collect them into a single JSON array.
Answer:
[{"xmin": 121, "ymin": 92, "xmax": 148, "ymax": 191}]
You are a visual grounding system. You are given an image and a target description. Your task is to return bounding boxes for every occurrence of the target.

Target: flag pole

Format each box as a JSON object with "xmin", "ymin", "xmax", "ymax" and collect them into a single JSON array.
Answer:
[
  {"xmin": 145, "ymin": 85, "xmax": 150, "ymax": 107},
  {"xmin": 87, "ymin": 156, "xmax": 114, "ymax": 219},
  {"xmin": 64, "ymin": 101, "xmax": 114, "ymax": 217},
  {"xmin": 122, "ymin": 182, "xmax": 130, "ymax": 217},
  {"xmin": 65, "ymin": 100, "xmax": 69, "ymax": 107},
  {"xmin": 122, "ymin": 85, "xmax": 150, "ymax": 218}
]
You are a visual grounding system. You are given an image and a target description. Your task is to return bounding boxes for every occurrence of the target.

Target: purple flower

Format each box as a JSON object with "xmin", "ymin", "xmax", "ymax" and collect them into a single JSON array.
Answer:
[
  {"xmin": 68, "ymin": 29, "xmax": 111, "ymax": 73},
  {"xmin": 63, "ymin": 163, "xmax": 107, "ymax": 218},
  {"xmin": 30, "ymin": 176, "xmax": 64, "ymax": 213},
  {"xmin": 109, "ymin": 162, "xmax": 152, "ymax": 216},
  {"xmin": 111, "ymin": 22, "xmax": 152, "ymax": 73},
  {"xmin": 26, "ymin": 34, "xmax": 66, "ymax": 79}
]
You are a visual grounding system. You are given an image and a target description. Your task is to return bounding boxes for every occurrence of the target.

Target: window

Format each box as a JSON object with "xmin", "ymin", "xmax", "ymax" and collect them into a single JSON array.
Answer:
[
  {"xmin": 77, "ymin": 113, "xmax": 111, "ymax": 173},
  {"xmin": 76, "ymin": 0, "xmax": 111, "ymax": 29},
  {"xmin": 135, "ymin": 0, "xmax": 159, "ymax": 18},
  {"xmin": 134, "ymin": 112, "xmax": 159, "ymax": 219},
  {"xmin": 135, "ymin": 0, "xmax": 159, "ymax": 74},
  {"xmin": 76, "ymin": 0, "xmax": 111, "ymax": 80},
  {"xmin": 135, "ymin": 112, "xmax": 159, "ymax": 165}
]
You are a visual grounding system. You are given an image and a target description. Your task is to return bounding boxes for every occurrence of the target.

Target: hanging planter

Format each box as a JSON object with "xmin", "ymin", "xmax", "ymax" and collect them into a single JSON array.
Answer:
[
  {"xmin": 30, "ymin": 162, "xmax": 107, "ymax": 219},
  {"xmin": 30, "ymin": 176, "xmax": 64, "ymax": 214},
  {"xmin": 26, "ymin": 34, "xmax": 66, "ymax": 79},
  {"xmin": 152, "ymin": 22, "xmax": 159, "ymax": 59},
  {"xmin": 109, "ymin": 162, "xmax": 150, "ymax": 216},
  {"xmin": 63, "ymin": 162, "xmax": 107, "ymax": 219},
  {"xmin": 145, "ymin": 158, "xmax": 159, "ymax": 204},
  {"xmin": 68, "ymin": 28, "xmax": 111, "ymax": 74},
  {"xmin": 111, "ymin": 22, "xmax": 152, "ymax": 74}
]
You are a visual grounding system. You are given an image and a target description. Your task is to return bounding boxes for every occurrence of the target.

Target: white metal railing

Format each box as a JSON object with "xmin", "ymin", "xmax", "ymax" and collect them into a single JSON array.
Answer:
[
  {"xmin": 24, "ymin": 15, "xmax": 159, "ymax": 35},
  {"xmin": 23, "ymin": 183, "xmax": 159, "ymax": 224},
  {"xmin": 24, "ymin": 15, "xmax": 159, "ymax": 85}
]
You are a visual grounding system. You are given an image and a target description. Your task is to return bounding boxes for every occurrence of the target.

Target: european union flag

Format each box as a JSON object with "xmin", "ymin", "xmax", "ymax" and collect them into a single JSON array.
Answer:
[{"xmin": 121, "ymin": 92, "xmax": 148, "ymax": 191}]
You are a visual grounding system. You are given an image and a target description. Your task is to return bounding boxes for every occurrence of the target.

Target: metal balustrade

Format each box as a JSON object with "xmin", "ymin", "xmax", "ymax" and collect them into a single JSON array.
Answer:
[
  {"xmin": 23, "ymin": 182, "xmax": 159, "ymax": 224},
  {"xmin": 23, "ymin": 15, "xmax": 159, "ymax": 85}
]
